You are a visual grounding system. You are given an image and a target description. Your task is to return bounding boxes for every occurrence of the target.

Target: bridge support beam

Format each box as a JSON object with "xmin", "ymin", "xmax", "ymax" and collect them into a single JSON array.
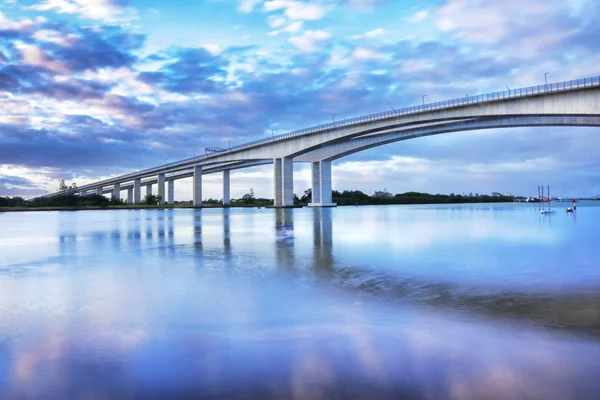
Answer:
[
  {"xmin": 113, "ymin": 183, "xmax": 120, "ymax": 202},
  {"xmin": 127, "ymin": 187, "xmax": 133, "ymax": 204},
  {"xmin": 146, "ymin": 184, "xmax": 152, "ymax": 198},
  {"xmin": 134, "ymin": 178, "xmax": 141, "ymax": 205},
  {"xmin": 308, "ymin": 161, "xmax": 336, "ymax": 207},
  {"xmin": 310, "ymin": 162, "xmax": 321, "ymax": 204},
  {"xmin": 282, "ymin": 157, "xmax": 294, "ymax": 207},
  {"xmin": 96, "ymin": 187, "xmax": 103, "ymax": 196},
  {"xmin": 223, "ymin": 170, "xmax": 230, "ymax": 206},
  {"xmin": 168, "ymin": 180, "xmax": 174, "ymax": 204},
  {"xmin": 158, "ymin": 173, "xmax": 165, "ymax": 204},
  {"xmin": 193, "ymin": 166, "xmax": 202, "ymax": 207},
  {"xmin": 273, "ymin": 158, "xmax": 282, "ymax": 207}
]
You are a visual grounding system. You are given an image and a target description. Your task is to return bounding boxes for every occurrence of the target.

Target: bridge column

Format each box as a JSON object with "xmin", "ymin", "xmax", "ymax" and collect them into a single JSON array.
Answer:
[
  {"xmin": 309, "ymin": 160, "xmax": 336, "ymax": 207},
  {"xmin": 168, "ymin": 180, "xmax": 174, "ymax": 204},
  {"xmin": 134, "ymin": 178, "xmax": 141, "ymax": 205},
  {"xmin": 145, "ymin": 184, "xmax": 152, "ymax": 198},
  {"xmin": 282, "ymin": 156, "xmax": 294, "ymax": 207},
  {"xmin": 127, "ymin": 187, "xmax": 133, "ymax": 204},
  {"xmin": 113, "ymin": 183, "xmax": 120, "ymax": 202},
  {"xmin": 223, "ymin": 170, "xmax": 230, "ymax": 206},
  {"xmin": 158, "ymin": 173, "xmax": 165, "ymax": 204},
  {"xmin": 273, "ymin": 158, "xmax": 282, "ymax": 207},
  {"xmin": 310, "ymin": 162, "xmax": 321, "ymax": 204},
  {"xmin": 96, "ymin": 187, "xmax": 103, "ymax": 196},
  {"xmin": 319, "ymin": 161, "xmax": 335, "ymax": 206},
  {"xmin": 193, "ymin": 166, "xmax": 202, "ymax": 207}
]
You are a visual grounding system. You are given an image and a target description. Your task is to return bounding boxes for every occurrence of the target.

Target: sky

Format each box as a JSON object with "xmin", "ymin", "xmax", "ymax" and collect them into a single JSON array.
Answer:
[{"xmin": 1, "ymin": 0, "xmax": 600, "ymax": 200}]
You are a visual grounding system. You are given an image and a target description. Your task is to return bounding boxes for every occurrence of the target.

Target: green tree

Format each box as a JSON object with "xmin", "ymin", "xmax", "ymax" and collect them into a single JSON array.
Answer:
[
  {"xmin": 241, "ymin": 188, "xmax": 256, "ymax": 204},
  {"xmin": 300, "ymin": 188, "xmax": 312, "ymax": 203},
  {"xmin": 143, "ymin": 194, "xmax": 162, "ymax": 205},
  {"xmin": 58, "ymin": 180, "xmax": 68, "ymax": 192}
]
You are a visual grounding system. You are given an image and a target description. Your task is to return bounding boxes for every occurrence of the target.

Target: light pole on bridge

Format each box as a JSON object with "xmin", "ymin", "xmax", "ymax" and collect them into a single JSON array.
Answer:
[
  {"xmin": 545, "ymin": 72, "xmax": 549, "ymax": 86},
  {"xmin": 422, "ymin": 94, "xmax": 428, "ymax": 105},
  {"xmin": 331, "ymin": 114, "xmax": 335, "ymax": 122}
]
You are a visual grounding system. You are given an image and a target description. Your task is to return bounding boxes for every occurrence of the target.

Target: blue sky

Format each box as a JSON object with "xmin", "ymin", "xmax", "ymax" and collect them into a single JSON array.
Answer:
[{"xmin": 1, "ymin": 0, "xmax": 599, "ymax": 200}]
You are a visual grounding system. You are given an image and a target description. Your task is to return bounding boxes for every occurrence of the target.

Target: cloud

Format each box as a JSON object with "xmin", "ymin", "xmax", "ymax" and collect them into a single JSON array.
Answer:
[
  {"xmin": 28, "ymin": 0, "xmax": 136, "ymax": 22},
  {"xmin": 351, "ymin": 28, "xmax": 385, "ymax": 40},
  {"xmin": 434, "ymin": 0, "xmax": 570, "ymax": 57},
  {"xmin": 407, "ymin": 10, "xmax": 428, "ymax": 23},
  {"xmin": 237, "ymin": 0, "xmax": 262, "ymax": 13},
  {"xmin": 138, "ymin": 47, "xmax": 228, "ymax": 94},
  {"xmin": 0, "ymin": 174, "xmax": 37, "ymax": 190},
  {"xmin": 289, "ymin": 30, "xmax": 331, "ymax": 51},
  {"xmin": 263, "ymin": 1, "xmax": 329, "ymax": 21}
]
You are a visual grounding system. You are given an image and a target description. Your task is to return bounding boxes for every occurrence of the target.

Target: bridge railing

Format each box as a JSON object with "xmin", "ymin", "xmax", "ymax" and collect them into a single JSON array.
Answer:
[{"xmin": 42, "ymin": 75, "xmax": 600, "ymax": 197}]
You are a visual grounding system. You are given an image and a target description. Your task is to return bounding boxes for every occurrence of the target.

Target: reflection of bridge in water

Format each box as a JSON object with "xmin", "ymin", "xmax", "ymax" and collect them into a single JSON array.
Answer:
[{"xmin": 53, "ymin": 209, "xmax": 600, "ymax": 337}]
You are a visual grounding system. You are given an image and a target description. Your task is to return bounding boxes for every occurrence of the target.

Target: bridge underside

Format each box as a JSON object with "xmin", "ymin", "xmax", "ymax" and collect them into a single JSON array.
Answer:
[{"xmin": 86, "ymin": 115, "xmax": 600, "ymax": 207}]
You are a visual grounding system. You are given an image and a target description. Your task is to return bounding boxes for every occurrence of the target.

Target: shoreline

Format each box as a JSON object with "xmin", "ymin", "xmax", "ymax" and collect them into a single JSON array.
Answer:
[{"xmin": 0, "ymin": 201, "xmax": 582, "ymax": 212}]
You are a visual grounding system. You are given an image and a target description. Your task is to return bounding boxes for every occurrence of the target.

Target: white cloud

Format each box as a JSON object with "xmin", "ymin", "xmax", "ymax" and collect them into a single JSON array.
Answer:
[
  {"xmin": 351, "ymin": 47, "xmax": 386, "ymax": 61},
  {"xmin": 238, "ymin": 0, "xmax": 262, "ymax": 13},
  {"xmin": 288, "ymin": 29, "xmax": 331, "ymax": 51},
  {"xmin": 15, "ymin": 43, "xmax": 71, "ymax": 74},
  {"xmin": 31, "ymin": 29, "xmax": 77, "ymax": 47},
  {"xmin": 270, "ymin": 20, "xmax": 304, "ymax": 35},
  {"xmin": 28, "ymin": 0, "xmax": 136, "ymax": 22},
  {"xmin": 263, "ymin": 0, "xmax": 328, "ymax": 21},
  {"xmin": 0, "ymin": 11, "xmax": 43, "ymax": 32},
  {"xmin": 351, "ymin": 28, "xmax": 385, "ymax": 40},
  {"xmin": 268, "ymin": 15, "xmax": 287, "ymax": 28},
  {"xmin": 407, "ymin": 9, "xmax": 428, "ymax": 23},
  {"xmin": 434, "ymin": 0, "xmax": 557, "ymax": 44}
]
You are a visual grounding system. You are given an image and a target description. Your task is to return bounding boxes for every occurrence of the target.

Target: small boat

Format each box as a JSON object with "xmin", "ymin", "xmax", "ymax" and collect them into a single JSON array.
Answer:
[
  {"xmin": 540, "ymin": 209, "xmax": 554, "ymax": 214},
  {"xmin": 566, "ymin": 208, "xmax": 573, "ymax": 213}
]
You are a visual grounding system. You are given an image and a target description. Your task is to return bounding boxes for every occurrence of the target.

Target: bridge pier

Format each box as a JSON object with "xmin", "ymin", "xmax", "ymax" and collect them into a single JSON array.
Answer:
[
  {"xmin": 282, "ymin": 157, "xmax": 294, "ymax": 207},
  {"xmin": 134, "ymin": 178, "xmax": 141, "ymax": 204},
  {"xmin": 127, "ymin": 187, "xmax": 133, "ymax": 204},
  {"xmin": 223, "ymin": 170, "xmax": 230, "ymax": 206},
  {"xmin": 308, "ymin": 161, "xmax": 336, "ymax": 207},
  {"xmin": 158, "ymin": 173, "xmax": 165, "ymax": 204},
  {"xmin": 96, "ymin": 187, "xmax": 103, "ymax": 196},
  {"xmin": 168, "ymin": 180, "xmax": 174, "ymax": 204},
  {"xmin": 146, "ymin": 184, "xmax": 152, "ymax": 198},
  {"xmin": 310, "ymin": 162, "xmax": 321, "ymax": 204},
  {"xmin": 113, "ymin": 183, "xmax": 120, "ymax": 202},
  {"xmin": 273, "ymin": 158, "xmax": 282, "ymax": 207},
  {"xmin": 193, "ymin": 165, "xmax": 202, "ymax": 207}
]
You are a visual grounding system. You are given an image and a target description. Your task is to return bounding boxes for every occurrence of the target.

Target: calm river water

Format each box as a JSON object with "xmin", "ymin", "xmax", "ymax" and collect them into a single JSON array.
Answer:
[{"xmin": 1, "ymin": 203, "xmax": 600, "ymax": 399}]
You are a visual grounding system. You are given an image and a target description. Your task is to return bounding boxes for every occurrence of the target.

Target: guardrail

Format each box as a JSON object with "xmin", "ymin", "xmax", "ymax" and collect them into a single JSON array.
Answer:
[{"xmin": 40, "ymin": 75, "xmax": 600, "ymax": 198}]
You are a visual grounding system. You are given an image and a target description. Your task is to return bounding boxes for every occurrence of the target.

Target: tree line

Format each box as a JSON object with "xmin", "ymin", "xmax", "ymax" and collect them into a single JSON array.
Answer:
[{"xmin": 1, "ymin": 180, "xmax": 516, "ymax": 209}]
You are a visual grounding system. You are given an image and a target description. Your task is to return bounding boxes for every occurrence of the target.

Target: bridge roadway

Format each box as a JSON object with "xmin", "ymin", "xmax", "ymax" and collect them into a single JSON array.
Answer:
[{"xmin": 37, "ymin": 76, "xmax": 600, "ymax": 207}]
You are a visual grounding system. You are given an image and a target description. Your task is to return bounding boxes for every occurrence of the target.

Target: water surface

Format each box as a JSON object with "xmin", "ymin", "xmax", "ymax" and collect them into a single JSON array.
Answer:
[{"xmin": 1, "ymin": 203, "xmax": 599, "ymax": 399}]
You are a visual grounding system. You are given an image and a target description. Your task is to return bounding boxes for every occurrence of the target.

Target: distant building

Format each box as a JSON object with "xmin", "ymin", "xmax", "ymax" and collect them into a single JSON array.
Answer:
[{"xmin": 505, "ymin": 192, "xmax": 511, "ymax": 196}]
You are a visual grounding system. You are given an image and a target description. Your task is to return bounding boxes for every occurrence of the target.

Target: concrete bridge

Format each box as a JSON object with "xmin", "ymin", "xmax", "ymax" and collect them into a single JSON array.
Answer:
[{"xmin": 37, "ymin": 76, "xmax": 600, "ymax": 207}]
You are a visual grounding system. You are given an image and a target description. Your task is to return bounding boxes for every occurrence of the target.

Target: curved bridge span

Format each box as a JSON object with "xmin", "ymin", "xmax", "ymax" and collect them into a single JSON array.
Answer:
[{"xmin": 37, "ymin": 76, "xmax": 600, "ymax": 207}]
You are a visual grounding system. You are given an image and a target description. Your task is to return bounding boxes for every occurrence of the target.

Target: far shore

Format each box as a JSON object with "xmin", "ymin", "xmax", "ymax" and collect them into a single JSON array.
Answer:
[{"xmin": 0, "ymin": 200, "xmax": 574, "ymax": 212}]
